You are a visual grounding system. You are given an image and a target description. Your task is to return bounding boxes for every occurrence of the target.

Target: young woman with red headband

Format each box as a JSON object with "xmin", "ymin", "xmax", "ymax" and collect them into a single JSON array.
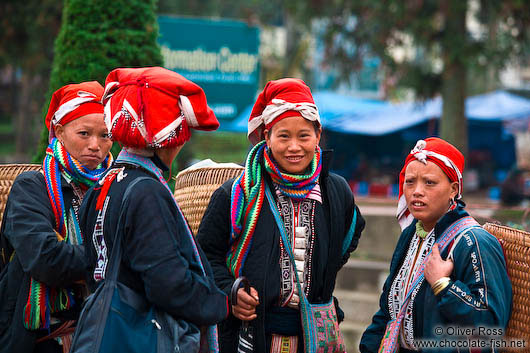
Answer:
[
  {"xmin": 360, "ymin": 137, "xmax": 512, "ymax": 353},
  {"xmin": 0, "ymin": 82, "xmax": 113, "ymax": 353},
  {"xmin": 197, "ymin": 78, "xmax": 366, "ymax": 353}
]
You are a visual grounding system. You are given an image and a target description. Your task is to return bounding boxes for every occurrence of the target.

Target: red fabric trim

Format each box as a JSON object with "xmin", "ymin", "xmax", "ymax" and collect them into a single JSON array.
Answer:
[
  {"xmin": 446, "ymin": 239, "xmax": 455, "ymax": 259},
  {"xmin": 264, "ymin": 110, "xmax": 303, "ymax": 130},
  {"xmin": 106, "ymin": 79, "xmax": 191, "ymax": 147},
  {"xmin": 398, "ymin": 137, "xmax": 464, "ymax": 208},
  {"xmin": 57, "ymin": 102, "xmax": 104, "ymax": 128},
  {"xmin": 45, "ymin": 81, "xmax": 104, "ymax": 131},
  {"xmin": 96, "ymin": 171, "xmax": 119, "ymax": 211},
  {"xmin": 225, "ymin": 296, "xmax": 230, "ymax": 319},
  {"xmin": 103, "ymin": 67, "xmax": 219, "ymax": 149}
]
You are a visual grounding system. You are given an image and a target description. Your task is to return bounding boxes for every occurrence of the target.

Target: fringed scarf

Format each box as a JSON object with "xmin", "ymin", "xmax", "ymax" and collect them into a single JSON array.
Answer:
[
  {"xmin": 227, "ymin": 141, "xmax": 322, "ymax": 277},
  {"xmin": 24, "ymin": 138, "xmax": 112, "ymax": 330},
  {"xmin": 264, "ymin": 146, "xmax": 322, "ymax": 199}
]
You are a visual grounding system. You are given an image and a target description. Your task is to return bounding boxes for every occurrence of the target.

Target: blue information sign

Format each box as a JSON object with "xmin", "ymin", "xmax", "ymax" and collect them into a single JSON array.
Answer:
[{"xmin": 158, "ymin": 16, "xmax": 260, "ymax": 124}]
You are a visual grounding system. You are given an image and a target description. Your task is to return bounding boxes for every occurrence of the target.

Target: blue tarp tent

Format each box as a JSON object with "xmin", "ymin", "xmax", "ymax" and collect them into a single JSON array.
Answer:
[
  {"xmin": 325, "ymin": 90, "xmax": 530, "ymax": 135},
  {"xmin": 217, "ymin": 89, "xmax": 530, "ymax": 191},
  {"xmin": 322, "ymin": 90, "xmax": 530, "ymax": 181}
]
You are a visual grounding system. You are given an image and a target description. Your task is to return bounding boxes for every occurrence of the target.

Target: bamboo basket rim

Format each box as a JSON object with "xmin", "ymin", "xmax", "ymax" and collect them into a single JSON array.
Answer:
[
  {"xmin": 483, "ymin": 222, "xmax": 530, "ymax": 244},
  {"xmin": 173, "ymin": 165, "xmax": 244, "ymax": 234},
  {"xmin": 0, "ymin": 163, "xmax": 42, "ymax": 170},
  {"xmin": 0, "ymin": 163, "xmax": 43, "ymax": 224},
  {"xmin": 174, "ymin": 164, "xmax": 244, "ymax": 179},
  {"xmin": 174, "ymin": 165, "xmax": 244, "ymax": 190},
  {"xmin": 483, "ymin": 222, "xmax": 530, "ymax": 347}
]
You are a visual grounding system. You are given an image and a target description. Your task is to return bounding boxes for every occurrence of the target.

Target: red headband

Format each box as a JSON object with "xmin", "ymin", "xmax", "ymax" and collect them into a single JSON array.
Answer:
[
  {"xmin": 247, "ymin": 78, "xmax": 320, "ymax": 145},
  {"xmin": 397, "ymin": 137, "xmax": 465, "ymax": 230},
  {"xmin": 45, "ymin": 81, "xmax": 104, "ymax": 141}
]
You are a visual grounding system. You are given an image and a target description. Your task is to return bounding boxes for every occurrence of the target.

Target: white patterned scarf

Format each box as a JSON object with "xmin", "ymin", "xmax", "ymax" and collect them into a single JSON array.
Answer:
[{"xmin": 388, "ymin": 229, "xmax": 435, "ymax": 350}]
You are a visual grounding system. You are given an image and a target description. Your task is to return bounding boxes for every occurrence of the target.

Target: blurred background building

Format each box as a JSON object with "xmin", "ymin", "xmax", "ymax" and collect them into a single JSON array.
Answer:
[{"xmin": 2, "ymin": 0, "xmax": 528, "ymax": 204}]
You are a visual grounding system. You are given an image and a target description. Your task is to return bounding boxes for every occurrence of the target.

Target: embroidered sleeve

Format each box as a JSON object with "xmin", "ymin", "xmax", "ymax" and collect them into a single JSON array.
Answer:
[
  {"xmin": 338, "ymin": 175, "xmax": 366, "ymax": 264},
  {"xmin": 437, "ymin": 229, "xmax": 512, "ymax": 328},
  {"xmin": 342, "ymin": 205, "xmax": 365, "ymax": 260}
]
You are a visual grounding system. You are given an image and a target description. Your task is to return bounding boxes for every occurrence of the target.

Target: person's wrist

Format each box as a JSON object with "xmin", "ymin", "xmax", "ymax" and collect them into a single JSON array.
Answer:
[{"xmin": 431, "ymin": 276, "xmax": 451, "ymax": 296}]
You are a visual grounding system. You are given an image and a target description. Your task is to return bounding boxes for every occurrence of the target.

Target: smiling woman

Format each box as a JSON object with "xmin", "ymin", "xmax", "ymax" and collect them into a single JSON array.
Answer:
[
  {"xmin": 0, "ymin": 81, "xmax": 113, "ymax": 353},
  {"xmin": 197, "ymin": 78, "xmax": 366, "ymax": 353},
  {"xmin": 264, "ymin": 116, "xmax": 321, "ymax": 174}
]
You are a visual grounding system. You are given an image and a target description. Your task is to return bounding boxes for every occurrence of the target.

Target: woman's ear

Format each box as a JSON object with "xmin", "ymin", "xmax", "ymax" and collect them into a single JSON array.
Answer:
[
  {"xmin": 316, "ymin": 126, "xmax": 322, "ymax": 144},
  {"xmin": 450, "ymin": 181, "xmax": 459, "ymax": 200},
  {"xmin": 54, "ymin": 124, "xmax": 64, "ymax": 144},
  {"xmin": 264, "ymin": 128, "xmax": 271, "ymax": 147}
]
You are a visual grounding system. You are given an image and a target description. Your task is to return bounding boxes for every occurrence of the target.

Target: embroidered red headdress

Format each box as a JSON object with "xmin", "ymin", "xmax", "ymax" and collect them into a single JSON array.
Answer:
[
  {"xmin": 45, "ymin": 81, "xmax": 104, "ymax": 141},
  {"xmin": 247, "ymin": 78, "xmax": 320, "ymax": 145},
  {"xmin": 397, "ymin": 137, "xmax": 465, "ymax": 230},
  {"xmin": 102, "ymin": 67, "xmax": 219, "ymax": 148}
]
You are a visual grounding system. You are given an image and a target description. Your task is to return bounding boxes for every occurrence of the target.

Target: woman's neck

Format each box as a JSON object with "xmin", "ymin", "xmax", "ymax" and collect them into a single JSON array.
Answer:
[
  {"xmin": 422, "ymin": 221, "xmax": 435, "ymax": 233},
  {"xmin": 155, "ymin": 145, "xmax": 181, "ymax": 168}
]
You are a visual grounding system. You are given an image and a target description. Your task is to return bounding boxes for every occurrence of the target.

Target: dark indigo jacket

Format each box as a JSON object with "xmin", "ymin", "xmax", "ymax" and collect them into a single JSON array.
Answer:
[
  {"xmin": 79, "ymin": 160, "xmax": 229, "ymax": 328},
  {"xmin": 197, "ymin": 151, "xmax": 366, "ymax": 352},
  {"xmin": 360, "ymin": 203, "xmax": 512, "ymax": 353},
  {"xmin": 0, "ymin": 171, "xmax": 88, "ymax": 353}
]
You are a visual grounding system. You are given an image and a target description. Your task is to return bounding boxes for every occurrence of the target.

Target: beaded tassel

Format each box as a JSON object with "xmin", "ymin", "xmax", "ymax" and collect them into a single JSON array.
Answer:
[{"xmin": 415, "ymin": 221, "xmax": 429, "ymax": 239}]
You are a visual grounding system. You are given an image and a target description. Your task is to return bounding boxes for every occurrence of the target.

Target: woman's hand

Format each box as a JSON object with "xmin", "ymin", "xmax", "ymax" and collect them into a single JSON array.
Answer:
[
  {"xmin": 232, "ymin": 287, "xmax": 259, "ymax": 321},
  {"xmin": 425, "ymin": 244, "xmax": 453, "ymax": 286}
]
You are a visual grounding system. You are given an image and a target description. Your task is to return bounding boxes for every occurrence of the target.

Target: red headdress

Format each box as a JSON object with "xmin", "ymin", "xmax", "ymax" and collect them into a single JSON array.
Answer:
[
  {"xmin": 247, "ymin": 78, "xmax": 320, "ymax": 145},
  {"xmin": 102, "ymin": 67, "xmax": 219, "ymax": 149},
  {"xmin": 397, "ymin": 137, "xmax": 465, "ymax": 230},
  {"xmin": 45, "ymin": 81, "xmax": 104, "ymax": 141}
]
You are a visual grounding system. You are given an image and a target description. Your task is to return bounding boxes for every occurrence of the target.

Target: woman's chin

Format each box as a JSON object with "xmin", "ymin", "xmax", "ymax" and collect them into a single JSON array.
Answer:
[
  {"xmin": 80, "ymin": 160, "xmax": 101, "ymax": 170},
  {"xmin": 410, "ymin": 209, "xmax": 429, "ymax": 222}
]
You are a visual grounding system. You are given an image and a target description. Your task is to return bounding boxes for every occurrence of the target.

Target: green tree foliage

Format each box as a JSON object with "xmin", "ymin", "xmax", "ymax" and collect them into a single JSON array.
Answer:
[
  {"xmin": 292, "ymin": 0, "xmax": 529, "ymax": 155},
  {"xmin": 34, "ymin": 0, "xmax": 163, "ymax": 161}
]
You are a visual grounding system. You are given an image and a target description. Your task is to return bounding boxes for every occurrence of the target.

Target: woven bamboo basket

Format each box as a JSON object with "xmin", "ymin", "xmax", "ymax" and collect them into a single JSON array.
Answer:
[
  {"xmin": 483, "ymin": 223, "xmax": 530, "ymax": 351},
  {"xmin": 173, "ymin": 166, "xmax": 243, "ymax": 235},
  {"xmin": 0, "ymin": 164, "xmax": 42, "ymax": 224}
]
